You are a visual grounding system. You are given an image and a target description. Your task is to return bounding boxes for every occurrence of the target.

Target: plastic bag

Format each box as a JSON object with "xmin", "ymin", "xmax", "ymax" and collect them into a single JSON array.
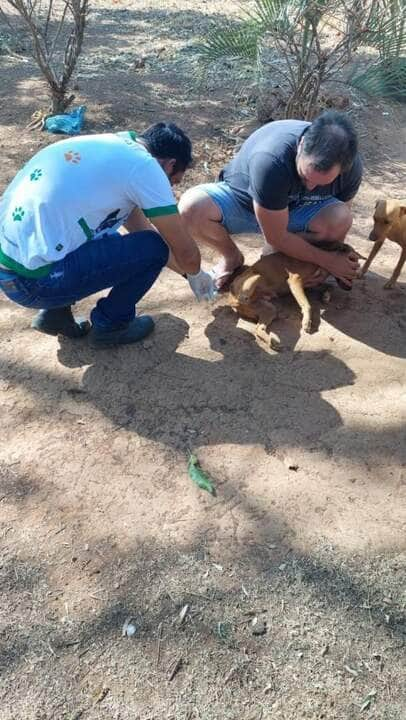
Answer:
[{"xmin": 44, "ymin": 105, "xmax": 86, "ymax": 135}]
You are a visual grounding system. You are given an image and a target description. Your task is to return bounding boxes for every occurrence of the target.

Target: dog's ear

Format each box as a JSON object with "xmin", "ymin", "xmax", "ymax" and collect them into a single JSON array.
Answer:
[
  {"xmin": 352, "ymin": 249, "xmax": 367, "ymax": 260},
  {"xmin": 399, "ymin": 205, "xmax": 406, "ymax": 216},
  {"xmin": 229, "ymin": 269, "xmax": 254, "ymax": 297},
  {"xmin": 343, "ymin": 244, "xmax": 367, "ymax": 260},
  {"xmin": 234, "ymin": 272, "xmax": 262, "ymax": 302}
]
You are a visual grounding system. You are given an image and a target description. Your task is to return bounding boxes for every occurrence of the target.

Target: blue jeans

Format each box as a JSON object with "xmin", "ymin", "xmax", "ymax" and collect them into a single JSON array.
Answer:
[
  {"xmin": 197, "ymin": 181, "xmax": 341, "ymax": 234},
  {"xmin": 0, "ymin": 230, "xmax": 169, "ymax": 329}
]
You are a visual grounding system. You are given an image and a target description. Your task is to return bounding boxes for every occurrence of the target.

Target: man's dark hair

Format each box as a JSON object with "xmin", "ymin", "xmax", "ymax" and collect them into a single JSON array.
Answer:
[
  {"xmin": 302, "ymin": 110, "xmax": 358, "ymax": 172},
  {"xmin": 140, "ymin": 122, "xmax": 193, "ymax": 172}
]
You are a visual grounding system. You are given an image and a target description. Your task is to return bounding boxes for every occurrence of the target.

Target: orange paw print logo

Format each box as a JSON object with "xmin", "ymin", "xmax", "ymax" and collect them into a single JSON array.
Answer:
[{"xmin": 64, "ymin": 151, "xmax": 81, "ymax": 164}]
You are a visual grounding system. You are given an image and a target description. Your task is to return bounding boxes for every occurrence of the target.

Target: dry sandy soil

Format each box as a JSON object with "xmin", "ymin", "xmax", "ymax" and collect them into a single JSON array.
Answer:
[{"xmin": 0, "ymin": 1, "xmax": 405, "ymax": 718}]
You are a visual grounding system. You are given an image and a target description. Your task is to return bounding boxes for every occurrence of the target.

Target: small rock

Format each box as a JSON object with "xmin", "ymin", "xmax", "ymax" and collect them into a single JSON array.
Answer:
[
  {"xmin": 133, "ymin": 56, "xmax": 147, "ymax": 69},
  {"xmin": 122, "ymin": 616, "xmax": 137, "ymax": 637},
  {"xmin": 284, "ymin": 456, "xmax": 299, "ymax": 471},
  {"xmin": 251, "ymin": 617, "xmax": 267, "ymax": 636}
]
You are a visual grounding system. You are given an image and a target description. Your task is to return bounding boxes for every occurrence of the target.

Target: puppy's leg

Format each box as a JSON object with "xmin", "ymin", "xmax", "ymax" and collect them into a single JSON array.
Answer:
[
  {"xmin": 358, "ymin": 240, "xmax": 384, "ymax": 278},
  {"xmin": 315, "ymin": 282, "xmax": 332, "ymax": 304},
  {"xmin": 255, "ymin": 304, "xmax": 279, "ymax": 350},
  {"xmin": 287, "ymin": 273, "xmax": 312, "ymax": 333},
  {"xmin": 384, "ymin": 247, "xmax": 406, "ymax": 289}
]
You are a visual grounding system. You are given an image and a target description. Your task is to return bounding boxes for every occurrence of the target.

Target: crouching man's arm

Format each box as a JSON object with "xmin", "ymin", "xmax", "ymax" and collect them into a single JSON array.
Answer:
[
  {"xmin": 121, "ymin": 208, "xmax": 215, "ymax": 301},
  {"xmin": 121, "ymin": 207, "xmax": 200, "ymax": 274},
  {"xmin": 150, "ymin": 212, "xmax": 201, "ymax": 275}
]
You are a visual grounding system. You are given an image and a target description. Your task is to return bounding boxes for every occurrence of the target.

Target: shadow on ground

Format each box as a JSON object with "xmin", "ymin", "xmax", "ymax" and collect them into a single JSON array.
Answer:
[{"xmin": 0, "ymin": 465, "xmax": 405, "ymax": 717}]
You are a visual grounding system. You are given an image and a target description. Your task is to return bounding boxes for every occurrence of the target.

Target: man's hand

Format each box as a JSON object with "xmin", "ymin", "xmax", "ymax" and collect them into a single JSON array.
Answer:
[
  {"xmin": 322, "ymin": 251, "xmax": 359, "ymax": 287},
  {"xmin": 187, "ymin": 269, "xmax": 216, "ymax": 301}
]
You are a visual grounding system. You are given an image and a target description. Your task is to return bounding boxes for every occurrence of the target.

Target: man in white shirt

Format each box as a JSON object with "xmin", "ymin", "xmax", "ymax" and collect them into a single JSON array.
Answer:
[{"xmin": 0, "ymin": 122, "xmax": 215, "ymax": 346}]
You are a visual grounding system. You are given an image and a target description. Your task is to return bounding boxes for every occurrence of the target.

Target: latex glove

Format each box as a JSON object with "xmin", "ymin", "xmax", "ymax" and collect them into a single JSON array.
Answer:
[{"xmin": 187, "ymin": 269, "xmax": 216, "ymax": 302}]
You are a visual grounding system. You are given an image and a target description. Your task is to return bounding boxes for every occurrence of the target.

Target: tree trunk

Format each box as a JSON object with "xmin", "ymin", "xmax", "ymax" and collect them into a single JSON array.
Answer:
[{"xmin": 51, "ymin": 89, "xmax": 74, "ymax": 114}]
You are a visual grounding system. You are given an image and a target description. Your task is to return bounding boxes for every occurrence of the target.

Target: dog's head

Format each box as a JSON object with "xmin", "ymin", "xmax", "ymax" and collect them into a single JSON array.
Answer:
[
  {"xmin": 369, "ymin": 198, "xmax": 406, "ymax": 242},
  {"xmin": 312, "ymin": 240, "xmax": 365, "ymax": 259},
  {"xmin": 310, "ymin": 240, "xmax": 365, "ymax": 291}
]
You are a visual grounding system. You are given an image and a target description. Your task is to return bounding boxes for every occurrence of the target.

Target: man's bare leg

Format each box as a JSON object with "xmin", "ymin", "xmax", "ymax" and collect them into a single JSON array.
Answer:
[
  {"xmin": 179, "ymin": 188, "xmax": 244, "ymax": 282},
  {"xmin": 301, "ymin": 202, "xmax": 353, "ymax": 244}
]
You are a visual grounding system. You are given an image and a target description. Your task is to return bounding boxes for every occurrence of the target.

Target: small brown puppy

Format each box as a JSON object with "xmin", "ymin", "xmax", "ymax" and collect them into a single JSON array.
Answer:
[
  {"xmin": 228, "ymin": 242, "xmax": 359, "ymax": 349},
  {"xmin": 359, "ymin": 198, "xmax": 406, "ymax": 289}
]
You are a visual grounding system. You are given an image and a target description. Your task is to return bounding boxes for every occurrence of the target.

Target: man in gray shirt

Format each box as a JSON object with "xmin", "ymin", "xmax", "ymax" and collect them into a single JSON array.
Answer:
[{"xmin": 179, "ymin": 111, "xmax": 362, "ymax": 289}]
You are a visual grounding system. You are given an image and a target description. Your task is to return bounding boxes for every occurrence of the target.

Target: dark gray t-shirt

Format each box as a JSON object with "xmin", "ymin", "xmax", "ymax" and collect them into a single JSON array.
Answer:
[{"xmin": 219, "ymin": 119, "xmax": 363, "ymax": 213}]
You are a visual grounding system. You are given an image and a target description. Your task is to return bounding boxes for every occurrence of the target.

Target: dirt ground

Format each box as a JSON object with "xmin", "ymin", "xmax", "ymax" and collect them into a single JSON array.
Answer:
[{"xmin": 0, "ymin": 1, "xmax": 405, "ymax": 718}]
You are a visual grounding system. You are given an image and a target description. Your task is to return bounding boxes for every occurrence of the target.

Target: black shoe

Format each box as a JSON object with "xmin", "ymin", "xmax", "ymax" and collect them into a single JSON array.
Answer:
[
  {"xmin": 89, "ymin": 315, "xmax": 154, "ymax": 347},
  {"xmin": 31, "ymin": 306, "xmax": 90, "ymax": 338}
]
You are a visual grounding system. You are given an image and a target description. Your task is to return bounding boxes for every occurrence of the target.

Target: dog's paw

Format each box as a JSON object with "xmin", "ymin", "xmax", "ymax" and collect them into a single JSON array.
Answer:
[
  {"xmin": 255, "ymin": 323, "xmax": 270, "ymax": 345},
  {"xmin": 269, "ymin": 335, "xmax": 282, "ymax": 352},
  {"xmin": 255, "ymin": 324, "xmax": 281, "ymax": 351},
  {"xmin": 301, "ymin": 316, "xmax": 312, "ymax": 334},
  {"xmin": 321, "ymin": 288, "xmax": 331, "ymax": 304}
]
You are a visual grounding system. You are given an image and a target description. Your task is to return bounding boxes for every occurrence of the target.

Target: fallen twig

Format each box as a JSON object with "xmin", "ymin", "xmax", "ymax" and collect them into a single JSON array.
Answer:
[
  {"xmin": 156, "ymin": 621, "xmax": 163, "ymax": 667},
  {"xmin": 167, "ymin": 657, "xmax": 183, "ymax": 681}
]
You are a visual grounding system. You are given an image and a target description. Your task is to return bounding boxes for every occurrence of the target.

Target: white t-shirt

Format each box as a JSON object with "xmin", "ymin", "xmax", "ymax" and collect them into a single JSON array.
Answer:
[{"xmin": 0, "ymin": 131, "xmax": 178, "ymax": 277}]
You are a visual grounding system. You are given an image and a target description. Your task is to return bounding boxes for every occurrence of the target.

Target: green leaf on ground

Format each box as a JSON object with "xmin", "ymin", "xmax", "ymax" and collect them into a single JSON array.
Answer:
[
  {"xmin": 188, "ymin": 454, "xmax": 216, "ymax": 496},
  {"xmin": 217, "ymin": 621, "xmax": 232, "ymax": 639}
]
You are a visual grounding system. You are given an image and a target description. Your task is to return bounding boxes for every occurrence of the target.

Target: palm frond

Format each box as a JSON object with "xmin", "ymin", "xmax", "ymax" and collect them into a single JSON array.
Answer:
[
  {"xmin": 242, "ymin": 0, "xmax": 302, "ymax": 30},
  {"xmin": 360, "ymin": 2, "xmax": 406, "ymax": 57},
  {"xmin": 198, "ymin": 0, "xmax": 406, "ymax": 110},
  {"xmin": 198, "ymin": 23, "xmax": 261, "ymax": 62},
  {"xmin": 350, "ymin": 57, "xmax": 406, "ymax": 100}
]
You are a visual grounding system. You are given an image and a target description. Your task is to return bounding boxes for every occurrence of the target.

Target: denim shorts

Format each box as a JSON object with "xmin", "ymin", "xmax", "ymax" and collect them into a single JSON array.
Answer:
[{"xmin": 198, "ymin": 181, "xmax": 341, "ymax": 236}]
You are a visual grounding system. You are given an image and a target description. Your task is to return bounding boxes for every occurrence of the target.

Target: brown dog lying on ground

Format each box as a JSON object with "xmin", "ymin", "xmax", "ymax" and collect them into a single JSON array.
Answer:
[
  {"xmin": 228, "ymin": 242, "xmax": 361, "ymax": 349},
  {"xmin": 358, "ymin": 198, "xmax": 406, "ymax": 289}
]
